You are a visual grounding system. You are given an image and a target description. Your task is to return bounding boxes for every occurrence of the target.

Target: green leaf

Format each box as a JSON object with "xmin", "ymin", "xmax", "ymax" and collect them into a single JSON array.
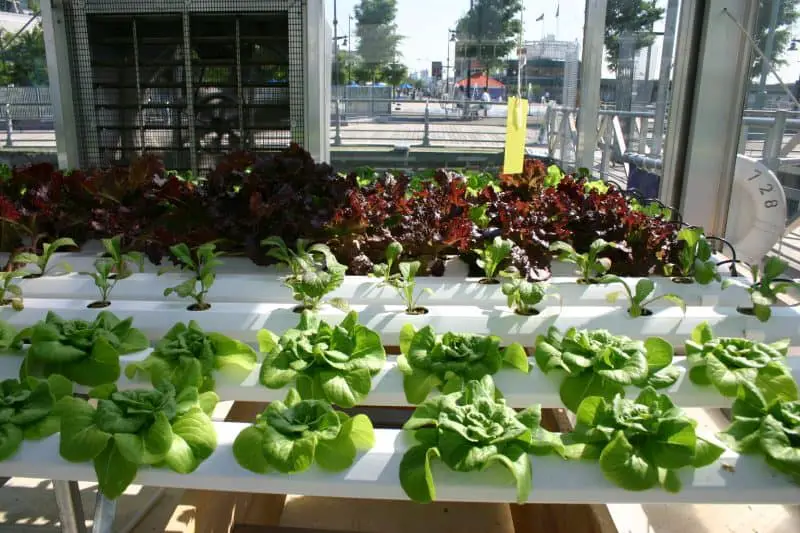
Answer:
[
  {"xmin": 57, "ymin": 397, "xmax": 111, "ymax": 462},
  {"xmin": 143, "ymin": 411, "xmax": 174, "ymax": 460},
  {"xmin": 688, "ymin": 364, "xmax": 711, "ymax": 386},
  {"xmin": 561, "ymin": 373, "xmax": 622, "ymax": 413},
  {"xmin": 46, "ymin": 374, "xmax": 73, "ymax": 401},
  {"xmin": 692, "ymin": 436, "xmax": 725, "ymax": 468},
  {"xmin": 691, "ymin": 323, "xmax": 714, "ymax": 345},
  {"xmin": 644, "ymin": 337, "xmax": 674, "ymax": 372},
  {"xmin": 634, "ymin": 279, "xmax": 655, "ymax": 303},
  {"xmin": 113, "ymin": 433, "xmax": 144, "ymax": 464},
  {"xmin": 0, "ymin": 423, "xmax": 23, "ymax": 461},
  {"xmin": 403, "ymin": 370, "xmax": 440, "ymax": 405},
  {"xmin": 705, "ymin": 354, "xmax": 741, "ymax": 397},
  {"xmin": 399, "ymin": 324, "xmax": 416, "ymax": 355},
  {"xmin": 94, "ymin": 441, "xmax": 138, "ymax": 500},
  {"xmin": 233, "ymin": 426, "xmax": 270, "ymax": 474},
  {"xmin": 62, "ymin": 337, "xmax": 121, "ymax": 387},
  {"xmin": 22, "ymin": 414, "xmax": 60, "ymax": 440},
  {"xmin": 645, "ymin": 419, "xmax": 696, "ymax": 469},
  {"xmin": 599, "ymin": 432, "xmax": 659, "ymax": 491},
  {"xmin": 315, "ymin": 428, "xmax": 357, "ymax": 472},
  {"xmin": 399, "ymin": 445, "xmax": 440, "ymax": 503},
  {"xmin": 661, "ymin": 469, "xmax": 682, "ymax": 493},
  {"xmin": 753, "ymin": 303, "xmax": 772, "ymax": 323},
  {"xmin": 763, "ymin": 257, "xmax": 788, "ymax": 282},
  {"xmin": 257, "ymin": 329, "xmax": 279, "ymax": 354},
  {"xmin": 343, "ymin": 414, "xmax": 375, "ymax": 450},
  {"xmin": 319, "ymin": 368, "xmax": 372, "ymax": 408},
  {"xmin": 754, "ymin": 363, "xmax": 799, "ymax": 405},
  {"xmin": 646, "ymin": 365, "xmax": 681, "ymax": 389},
  {"xmin": 164, "ymin": 408, "xmax": 217, "ymax": 474},
  {"xmin": 502, "ymin": 343, "xmax": 529, "ymax": 373},
  {"xmin": 261, "ymin": 427, "xmax": 316, "ymax": 474},
  {"xmin": 260, "ymin": 362, "xmax": 298, "ymax": 390},
  {"xmin": 486, "ymin": 444, "xmax": 532, "ymax": 503}
]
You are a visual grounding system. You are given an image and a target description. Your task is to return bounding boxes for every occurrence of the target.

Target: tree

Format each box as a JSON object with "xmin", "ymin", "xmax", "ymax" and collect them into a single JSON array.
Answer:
[
  {"xmin": 455, "ymin": 0, "xmax": 522, "ymax": 89},
  {"xmin": 381, "ymin": 61, "xmax": 408, "ymax": 96},
  {"xmin": 751, "ymin": 0, "xmax": 800, "ymax": 79},
  {"xmin": 604, "ymin": 0, "xmax": 664, "ymax": 73},
  {"xmin": 354, "ymin": 0, "xmax": 402, "ymax": 80},
  {"xmin": 0, "ymin": 24, "xmax": 47, "ymax": 86}
]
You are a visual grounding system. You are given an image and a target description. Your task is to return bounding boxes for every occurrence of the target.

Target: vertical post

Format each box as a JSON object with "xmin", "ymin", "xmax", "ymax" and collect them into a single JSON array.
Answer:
[
  {"xmin": 334, "ymin": 98, "xmax": 342, "ymax": 146},
  {"xmin": 577, "ymin": 0, "xmax": 608, "ymax": 171},
  {"xmin": 92, "ymin": 493, "xmax": 117, "ymax": 533},
  {"xmin": 53, "ymin": 481, "xmax": 87, "ymax": 533},
  {"xmin": 652, "ymin": 0, "xmax": 679, "ymax": 156},
  {"xmin": 422, "ymin": 99, "xmax": 431, "ymax": 147},
  {"xmin": 755, "ymin": 0, "xmax": 782, "ymax": 109},
  {"xmin": 764, "ymin": 109, "xmax": 786, "ymax": 170},
  {"xmin": 5, "ymin": 103, "xmax": 12, "ymax": 148}
]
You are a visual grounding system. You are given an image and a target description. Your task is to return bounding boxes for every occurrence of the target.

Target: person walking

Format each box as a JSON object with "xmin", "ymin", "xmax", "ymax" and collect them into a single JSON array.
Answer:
[{"xmin": 481, "ymin": 88, "xmax": 491, "ymax": 117}]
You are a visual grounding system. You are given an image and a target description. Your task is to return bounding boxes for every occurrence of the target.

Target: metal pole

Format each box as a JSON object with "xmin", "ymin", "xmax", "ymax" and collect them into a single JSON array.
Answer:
[
  {"xmin": 577, "ymin": 0, "xmax": 608, "ymax": 171},
  {"xmin": 92, "ymin": 493, "xmax": 118, "ymax": 533},
  {"xmin": 53, "ymin": 480, "xmax": 87, "ymax": 533},
  {"xmin": 756, "ymin": 0, "xmax": 782, "ymax": 109},
  {"xmin": 333, "ymin": 0, "xmax": 339, "ymax": 86},
  {"xmin": 466, "ymin": 0, "xmax": 474, "ymax": 117},
  {"xmin": 652, "ymin": 0, "xmax": 679, "ymax": 156},
  {"xmin": 422, "ymin": 99, "xmax": 431, "ymax": 146},
  {"xmin": 446, "ymin": 31, "xmax": 451, "ymax": 95},
  {"xmin": 334, "ymin": 98, "xmax": 342, "ymax": 146},
  {"xmin": 348, "ymin": 15, "xmax": 352, "ymax": 84},
  {"xmin": 4, "ymin": 102, "xmax": 12, "ymax": 148}
]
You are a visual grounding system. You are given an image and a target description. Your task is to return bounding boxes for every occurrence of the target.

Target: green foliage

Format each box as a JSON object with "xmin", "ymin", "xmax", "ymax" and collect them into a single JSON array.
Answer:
[
  {"xmin": 101, "ymin": 236, "xmax": 145, "ymax": 280},
  {"xmin": 474, "ymin": 236, "xmax": 514, "ymax": 281},
  {"xmin": 400, "ymin": 376, "xmax": 564, "ymax": 503},
  {"xmin": 233, "ymin": 389, "xmax": 375, "ymax": 474},
  {"xmin": 599, "ymin": 275, "xmax": 685, "ymax": 318},
  {"xmin": 396, "ymin": 324, "xmax": 528, "ymax": 404},
  {"xmin": 723, "ymin": 256, "xmax": 800, "ymax": 322},
  {"xmin": 160, "ymin": 242, "xmax": 223, "ymax": 310},
  {"xmin": 13, "ymin": 238, "xmax": 77, "ymax": 276},
  {"xmin": 719, "ymin": 382, "xmax": 800, "ymax": 484},
  {"xmin": 0, "ymin": 319, "xmax": 19, "ymax": 350},
  {"xmin": 454, "ymin": 0, "xmax": 523, "ymax": 84},
  {"xmin": 258, "ymin": 311, "xmax": 386, "ymax": 408},
  {"xmin": 566, "ymin": 388, "xmax": 725, "ymax": 492},
  {"xmin": 549, "ymin": 238, "xmax": 614, "ymax": 283},
  {"xmin": 83, "ymin": 259, "xmax": 117, "ymax": 305},
  {"xmin": 665, "ymin": 227, "xmax": 719, "ymax": 284},
  {"xmin": 262, "ymin": 236, "xmax": 347, "ymax": 311},
  {"xmin": 125, "ymin": 321, "xmax": 256, "ymax": 393},
  {"xmin": 0, "ymin": 269, "xmax": 26, "ymax": 310},
  {"xmin": 20, "ymin": 311, "xmax": 148, "ymax": 386},
  {"xmin": 534, "ymin": 326, "xmax": 678, "ymax": 412},
  {"xmin": 354, "ymin": 0, "xmax": 402, "ymax": 75},
  {"xmin": 0, "ymin": 24, "xmax": 47, "ymax": 86},
  {"xmin": 604, "ymin": 1, "xmax": 665, "ymax": 73},
  {"xmin": 57, "ymin": 382, "xmax": 218, "ymax": 500},
  {"xmin": 0, "ymin": 375, "xmax": 72, "ymax": 461},
  {"xmin": 500, "ymin": 269, "xmax": 547, "ymax": 315},
  {"xmin": 372, "ymin": 243, "xmax": 432, "ymax": 313},
  {"xmin": 685, "ymin": 322, "xmax": 795, "ymax": 400},
  {"xmin": 751, "ymin": 1, "xmax": 800, "ymax": 80},
  {"xmin": 629, "ymin": 198, "xmax": 672, "ymax": 219}
]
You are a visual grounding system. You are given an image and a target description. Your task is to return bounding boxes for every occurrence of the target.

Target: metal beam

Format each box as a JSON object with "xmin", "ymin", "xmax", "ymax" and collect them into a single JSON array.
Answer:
[
  {"xmin": 676, "ymin": 0, "xmax": 758, "ymax": 235},
  {"xmin": 651, "ymin": 0, "xmax": 679, "ymax": 156},
  {"xmin": 577, "ymin": 0, "xmax": 608, "ymax": 171}
]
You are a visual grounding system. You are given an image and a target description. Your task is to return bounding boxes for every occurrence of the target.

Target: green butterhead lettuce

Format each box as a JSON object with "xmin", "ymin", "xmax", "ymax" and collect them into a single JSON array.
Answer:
[
  {"xmin": 397, "ymin": 324, "xmax": 529, "ymax": 403},
  {"xmin": 534, "ymin": 326, "xmax": 678, "ymax": 412},
  {"xmin": 125, "ymin": 321, "xmax": 257, "ymax": 392},
  {"xmin": 719, "ymin": 382, "xmax": 800, "ymax": 484},
  {"xmin": 57, "ymin": 381, "xmax": 218, "ymax": 500},
  {"xmin": 21, "ymin": 311, "xmax": 148, "ymax": 386},
  {"xmin": 258, "ymin": 310, "xmax": 385, "ymax": 408},
  {"xmin": 399, "ymin": 376, "xmax": 564, "ymax": 504},
  {"xmin": 0, "ymin": 375, "xmax": 72, "ymax": 460},
  {"xmin": 233, "ymin": 388, "xmax": 375, "ymax": 474},
  {"xmin": 685, "ymin": 323, "xmax": 794, "ymax": 400},
  {"xmin": 566, "ymin": 388, "xmax": 725, "ymax": 492}
]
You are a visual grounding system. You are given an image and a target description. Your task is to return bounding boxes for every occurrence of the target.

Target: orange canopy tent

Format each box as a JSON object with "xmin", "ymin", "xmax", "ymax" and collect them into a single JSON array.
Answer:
[{"xmin": 455, "ymin": 74, "xmax": 505, "ymax": 89}]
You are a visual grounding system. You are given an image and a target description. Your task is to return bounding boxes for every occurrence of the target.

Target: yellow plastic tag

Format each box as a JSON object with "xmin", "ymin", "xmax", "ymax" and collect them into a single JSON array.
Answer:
[{"xmin": 503, "ymin": 97, "xmax": 529, "ymax": 174}]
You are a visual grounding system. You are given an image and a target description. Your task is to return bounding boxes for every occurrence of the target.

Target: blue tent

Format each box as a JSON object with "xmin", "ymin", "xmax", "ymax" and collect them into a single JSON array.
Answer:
[
  {"xmin": 399, "ymin": 82, "xmax": 413, "ymax": 89},
  {"xmin": 348, "ymin": 81, "xmax": 359, "ymax": 86}
]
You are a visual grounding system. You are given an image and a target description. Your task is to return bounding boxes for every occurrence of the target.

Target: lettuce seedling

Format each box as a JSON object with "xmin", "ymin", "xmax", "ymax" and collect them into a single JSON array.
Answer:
[
  {"xmin": 664, "ymin": 227, "xmax": 719, "ymax": 284},
  {"xmin": 599, "ymin": 275, "xmax": 685, "ymax": 318},
  {"xmin": 21, "ymin": 311, "xmax": 149, "ymax": 386},
  {"xmin": 233, "ymin": 389, "xmax": 375, "ymax": 474},
  {"xmin": 101, "ymin": 235, "xmax": 145, "ymax": 279},
  {"xmin": 549, "ymin": 239, "xmax": 614, "ymax": 283},
  {"xmin": 534, "ymin": 326, "xmax": 678, "ymax": 412},
  {"xmin": 262, "ymin": 236, "xmax": 347, "ymax": 311},
  {"xmin": 722, "ymin": 256, "xmax": 800, "ymax": 322},
  {"xmin": 0, "ymin": 375, "xmax": 73, "ymax": 461},
  {"xmin": 566, "ymin": 388, "xmax": 725, "ymax": 492},
  {"xmin": 719, "ymin": 382, "xmax": 800, "ymax": 484},
  {"xmin": 400, "ymin": 376, "xmax": 565, "ymax": 504},
  {"xmin": 161, "ymin": 242, "xmax": 223, "ymax": 311},
  {"xmin": 0, "ymin": 270, "xmax": 26, "ymax": 311},
  {"xmin": 373, "ymin": 243, "xmax": 432, "ymax": 314},
  {"xmin": 499, "ymin": 268, "xmax": 548, "ymax": 315},
  {"xmin": 57, "ymin": 382, "xmax": 218, "ymax": 500},
  {"xmin": 13, "ymin": 238, "xmax": 77, "ymax": 277},
  {"xmin": 83, "ymin": 259, "xmax": 117, "ymax": 308},
  {"xmin": 258, "ymin": 311, "xmax": 385, "ymax": 408},
  {"xmin": 397, "ymin": 324, "xmax": 529, "ymax": 403},
  {"xmin": 126, "ymin": 321, "xmax": 256, "ymax": 392},
  {"xmin": 685, "ymin": 322, "xmax": 793, "ymax": 399},
  {"xmin": 474, "ymin": 236, "xmax": 514, "ymax": 283}
]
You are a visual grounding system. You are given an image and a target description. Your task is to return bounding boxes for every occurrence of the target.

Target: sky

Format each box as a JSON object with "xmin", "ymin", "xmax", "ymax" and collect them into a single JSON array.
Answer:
[{"xmin": 325, "ymin": 0, "xmax": 800, "ymax": 84}]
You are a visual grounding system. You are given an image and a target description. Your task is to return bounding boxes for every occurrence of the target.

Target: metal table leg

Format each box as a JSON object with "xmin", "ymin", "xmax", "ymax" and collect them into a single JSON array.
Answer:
[
  {"xmin": 92, "ymin": 492, "xmax": 118, "ymax": 533},
  {"xmin": 53, "ymin": 480, "xmax": 87, "ymax": 533}
]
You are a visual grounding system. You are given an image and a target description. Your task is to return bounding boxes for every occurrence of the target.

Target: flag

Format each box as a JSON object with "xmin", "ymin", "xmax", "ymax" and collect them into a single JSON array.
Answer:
[{"xmin": 535, "ymin": 13, "xmax": 544, "ymax": 21}]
